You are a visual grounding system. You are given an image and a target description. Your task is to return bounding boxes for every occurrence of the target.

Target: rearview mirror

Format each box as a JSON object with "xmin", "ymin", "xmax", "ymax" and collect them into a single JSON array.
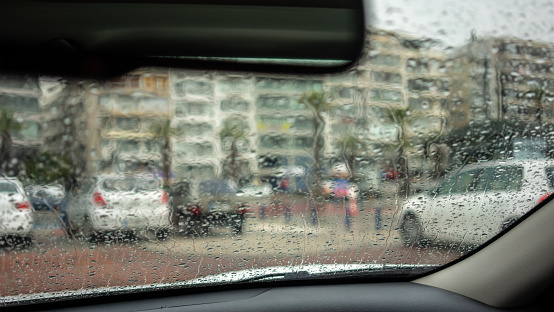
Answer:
[{"xmin": 0, "ymin": 0, "xmax": 366, "ymax": 78}]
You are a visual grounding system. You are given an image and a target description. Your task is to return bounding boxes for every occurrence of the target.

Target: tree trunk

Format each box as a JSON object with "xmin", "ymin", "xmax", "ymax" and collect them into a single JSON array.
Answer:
[
  {"xmin": 162, "ymin": 138, "xmax": 171, "ymax": 188},
  {"xmin": 396, "ymin": 146, "xmax": 410, "ymax": 199},
  {"xmin": 312, "ymin": 113, "xmax": 324, "ymax": 193},
  {"xmin": 223, "ymin": 139, "xmax": 240, "ymax": 182},
  {"xmin": 346, "ymin": 153, "xmax": 355, "ymax": 182},
  {"xmin": 0, "ymin": 129, "xmax": 12, "ymax": 174}
]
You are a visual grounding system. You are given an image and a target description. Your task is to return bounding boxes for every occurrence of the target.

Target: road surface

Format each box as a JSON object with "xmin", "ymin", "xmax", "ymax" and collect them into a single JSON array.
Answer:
[{"xmin": 0, "ymin": 207, "xmax": 467, "ymax": 297}]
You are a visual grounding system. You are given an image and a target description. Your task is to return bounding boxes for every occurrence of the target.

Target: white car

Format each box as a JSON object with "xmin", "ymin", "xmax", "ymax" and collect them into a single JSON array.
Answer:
[
  {"xmin": 65, "ymin": 175, "xmax": 172, "ymax": 241},
  {"xmin": 0, "ymin": 177, "xmax": 34, "ymax": 246},
  {"xmin": 399, "ymin": 159, "xmax": 554, "ymax": 246}
]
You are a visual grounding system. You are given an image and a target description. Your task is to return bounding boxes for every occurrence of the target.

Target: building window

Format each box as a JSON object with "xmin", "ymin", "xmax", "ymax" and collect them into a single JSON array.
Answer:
[
  {"xmin": 178, "ymin": 122, "xmax": 213, "ymax": 138},
  {"xmin": 372, "ymin": 71, "xmax": 402, "ymax": 85},
  {"xmin": 175, "ymin": 164, "xmax": 215, "ymax": 180},
  {"xmin": 145, "ymin": 140, "xmax": 162, "ymax": 153},
  {"xmin": 255, "ymin": 78, "xmax": 323, "ymax": 92},
  {"xmin": 218, "ymin": 78, "xmax": 250, "ymax": 94},
  {"xmin": 408, "ymin": 78, "xmax": 448, "ymax": 92},
  {"xmin": 175, "ymin": 80, "xmax": 213, "ymax": 97},
  {"xmin": 115, "ymin": 117, "xmax": 140, "ymax": 131},
  {"xmin": 114, "ymin": 95, "xmax": 139, "ymax": 112},
  {"xmin": 222, "ymin": 117, "xmax": 250, "ymax": 132},
  {"xmin": 175, "ymin": 143, "xmax": 214, "ymax": 158},
  {"xmin": 331, "ymin": 87, "xmax": 362, "ymax": 100},
  {"xmin": 259, "ymin": 135, "xmax": 290, "ymax": 149},
  {"xmin": 174, "ymin": 101, "xmax": 213, "ymax": 117},
  {"xmin": 220, "ymin": 97, "xmax": 250, "ymax": 112},
  {"xmin": 369, "ymin": 54, "xmax": 400, "ymax": 67},
  {"xmin": 0, "ymin": 95, "xmax": 40, "ymax": 113},
  {"xmin": 292, "ymin": 136, "xmax": 314, "ymax": 149},
  {"xmin": 370, "ymin": 89, "xmax": 403, "ymax": 102},
  {"xmin": 117, "ymin": 140, "xmax": 140, "ymax": 154},
  {"xmin": 257, "ymin": 95, "xmax": 292, "ymax": 110},
  {"xmin": 293, "ymin": 116, "xmax": 314, "ymax": 131},
  {"xmin": 12, "ymin": 121, "xmax": 40, "ymax": 140},
  {"xmin": 332, "ymin": 103, "xmax": 359, "ymax": 118},
  {"xmin": 408, "ymin": 97, "xmax": 434, "ymax": 111}
]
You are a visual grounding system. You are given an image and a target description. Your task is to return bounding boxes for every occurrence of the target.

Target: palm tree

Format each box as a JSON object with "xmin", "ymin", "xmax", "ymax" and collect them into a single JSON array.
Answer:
[
  {"xmin": 149, "ymin": 119, "xmax": 179, "ymax": 188},
  {"xmin": 219, "ymin": 124, "xmax": 249, "ymax": 182},
  {"xmin": 531, "ymin": 87, "xmax": 546, "ymax": 123},
  {"xmin": 387, "ymin": 107, "xmax": 410, "ymax": 197},
  {"xmin": 0, "ymin": 110, "xmax": 23, "ymax": 175},
  {"xmin": 335, "ymin": 134, "xmax": 367, "ymax": 182},
  {"xmin": 300, "ymin": 91, "xmax": 331, "ymax": 191}
]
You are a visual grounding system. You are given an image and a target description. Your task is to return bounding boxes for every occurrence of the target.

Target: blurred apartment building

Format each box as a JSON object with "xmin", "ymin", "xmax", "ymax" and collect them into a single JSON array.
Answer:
[
  {"xmin": 94, "ymin": 69, "xmax": 171, "ymax": 175},
  {"xmin": 32, "ymin": 29, "xmax": 554, "ymax": 187},
  {"xmin": 41, "ymin": 79, "xmax": 96, "ymax": 179},
  {"xmin": 51, "ymin": 28, "xmax": 453, "ymax": 187},
  {"xmin": 0, "ymin": 75, "xmax": 44, "ymax": 175},
  {"xmin": 445, "ymin": 36, "xmax": 554, "ymax": 162},
  {"xmin": 448, "ymin": 36, "xmax": 554, "ymax": 127},
  {"xmin": 338, "ymin": 29, "xmax": 449, "ymax": 176},
  {"xmin": 165, "ymin": 28, "xmax": 452, "ymax": 186}
]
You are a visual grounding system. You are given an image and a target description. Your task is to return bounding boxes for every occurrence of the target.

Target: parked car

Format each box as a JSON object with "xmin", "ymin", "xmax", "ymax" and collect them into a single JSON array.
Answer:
[
  {"xmin": 399, "ymin": 159, "xmax": 554, "ymax": 246},
  {"xmin": 168, "ymin": 180, "xmax": 202, "ymax": 235},
  {"xmin": 26, "ymin": 185, "xmax": 64, "ymax": 211},
  {"xmin": 64, "ymin": 175, "xmax": 172, "ymax": 241},
  {"xmin": 176, "ymin": 179, "xmax": 248, "ymax": 235},
  {"xmin": 0, "ymin": 177, "xmax": 33, "ymax": 246}
]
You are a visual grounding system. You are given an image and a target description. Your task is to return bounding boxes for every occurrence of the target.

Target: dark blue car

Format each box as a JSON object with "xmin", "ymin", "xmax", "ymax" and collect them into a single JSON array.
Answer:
[{"xmin": 27, "ymin": 186, "xmax": 64, "ymax": 211}]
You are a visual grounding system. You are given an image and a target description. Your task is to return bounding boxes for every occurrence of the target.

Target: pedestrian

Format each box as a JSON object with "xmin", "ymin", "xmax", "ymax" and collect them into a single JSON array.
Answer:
[
  {"xmin": 368, "ymin": 191, "xmax": 383, "ymax": 230},
  {"xmin": 280, "ymin": 177, "xmax": 292, "ymax": 223},
  {"xmin": 332, "ymin": 176, "xmax": 351, "ymax": 230}
]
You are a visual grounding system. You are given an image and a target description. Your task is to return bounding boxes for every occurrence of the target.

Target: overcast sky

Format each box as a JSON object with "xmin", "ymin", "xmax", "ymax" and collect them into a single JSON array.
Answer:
[{"xmin": 367, "ymin": 0, "xmax": 554, "ymax": 47}]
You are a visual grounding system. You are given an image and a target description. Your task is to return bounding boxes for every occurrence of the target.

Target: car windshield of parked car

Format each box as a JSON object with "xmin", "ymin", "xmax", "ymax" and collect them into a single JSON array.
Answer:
[
  {"xmin": 0, "ymin": 183, "xmax": 18, "ymax": 193},
  {"xmin": 2, "ymin": 0, "xmax": 554, "ymax": 304},
  {"xmin": 102, "ymin": 178, "xmax": 137, "ymax": 192},
  {"xmin": 136, "ymin": 179, "xmax": 160, "ymax": 191}
]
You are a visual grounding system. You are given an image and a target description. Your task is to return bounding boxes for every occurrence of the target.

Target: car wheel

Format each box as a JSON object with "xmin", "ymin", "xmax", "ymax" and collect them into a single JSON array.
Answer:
[
  {"xmin": 195, "ymin": 224, "xmax": 210, "ymax": 236},
  {"xmin": 80, "ymin": 217, "xmax": 99, "ymax": 243},
  {"xmin": 232, "ymin": 215, "xmax": 245, "ymax": 235},
  {"xmin": 232, "ymin": 223, "xmax": 243, "ymax": 235},
  {"xmin": 400, "ymin": 213, "xmax": 425, "ymax": 247},
  {"xmin": 190, "ymin": 216, "xmax": 209, "ymax": 236},
  {"xmin": 155, "ymin": 228, "xmax": 169, "ymax": 241},
  {"xmin": 22, "ymin": 236, "xmax": 33, "ymax": 248},
  {"xmin": 4, "ymin": 235, "xmax": 32, "ymax": 249}
]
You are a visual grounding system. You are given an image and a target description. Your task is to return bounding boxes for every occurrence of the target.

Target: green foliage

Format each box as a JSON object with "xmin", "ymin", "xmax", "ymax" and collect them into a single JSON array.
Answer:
[
  {"xmin": 0, "ymin": 110, "xmax": 24, "ymax": 173},
  {"xmin": 300, "ymin": 91, "xmax": 331, "ymax": 113},
  {"xmin": 218, "ymin": 124, "xmax": 248, "ymax": 140},
  {"xmin": 148, "ymin": 119, "xmax": 181, "ymax": 187},
  {"xmin": 219, "ymin": 124, "xmax": 250, "ymax": 181},
  {"xmin": 299, "ymin": 91, "xmax": 332, "ymax": 192},
  {"xmin": 335, "ymin": 134, "xmax": 368, "ymax": 180},
  {"xmin": 335, "ymin": 134, "xmax": 367, "ymax": 156},
  {"xmin": 0, "ymin": 110, "xmax": 23, "ymax": 132},
  {"xmin": 386, "ymin": 107, "xmax": 408, "ymax": 124},
  {"xmin": 149, "ymin": 119, "xmax": 181, "ymax": 139},
  {"xmin": 24, "ymin": 152, "xmax": 74, "ymax": 185},
  {"xmin": 530, "ymin": 87, "xmax": 546, "ymax": 104}
]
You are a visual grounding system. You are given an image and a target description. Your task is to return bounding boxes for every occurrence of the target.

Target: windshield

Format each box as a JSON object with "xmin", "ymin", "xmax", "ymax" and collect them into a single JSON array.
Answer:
[
  {"xmin": 2, "ymin": 0, "xmax": 554, "ymax": 303},
  {"xmin": 101, "ymin": 177, "xmax": 160, "ymax": 192},
  {"xmin": 198, "ymin": 181, "xmax": 237, "ymax": 195},
  {"xmin": 0, "ymin": 182, "xmax": 18, "ymax": 193}
]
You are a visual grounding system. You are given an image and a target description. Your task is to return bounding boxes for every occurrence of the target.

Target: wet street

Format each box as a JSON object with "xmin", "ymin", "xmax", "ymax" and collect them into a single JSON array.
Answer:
[{"xmin": 0, "ymin": 207, "xmax": 466, "ymax": 297}]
